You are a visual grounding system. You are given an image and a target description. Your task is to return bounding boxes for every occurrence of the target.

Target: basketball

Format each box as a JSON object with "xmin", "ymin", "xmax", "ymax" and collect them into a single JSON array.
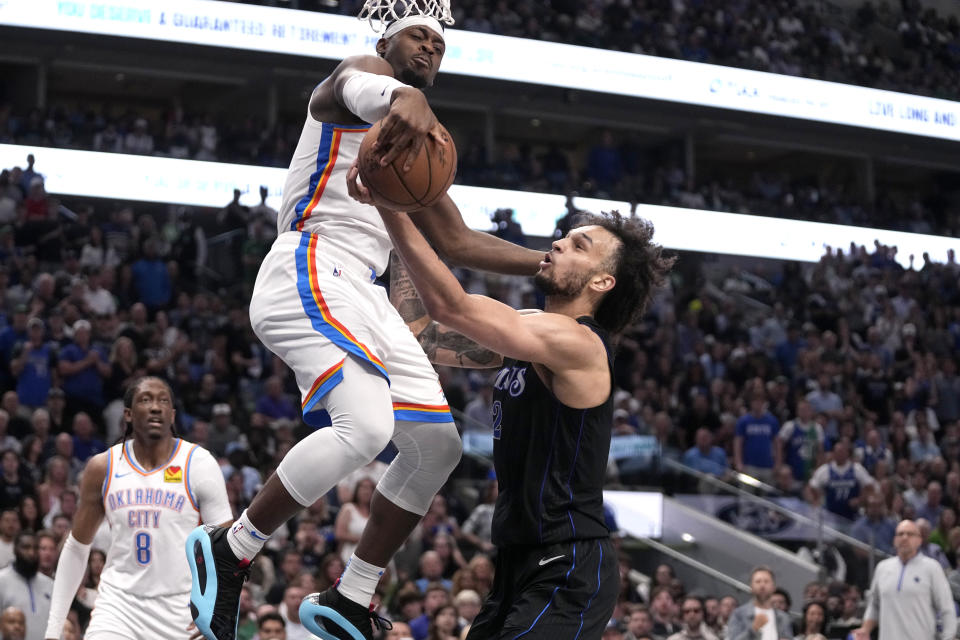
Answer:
[{"xmin": 357, "ymin": 120, "xmax": 457, "ymax": 211}]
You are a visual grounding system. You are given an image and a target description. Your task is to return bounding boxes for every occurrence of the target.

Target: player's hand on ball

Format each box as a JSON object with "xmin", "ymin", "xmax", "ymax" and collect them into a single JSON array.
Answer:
[
  {"xmin": 346, "ymin": 159, "xmax": 375, "ymax": 205},
  {"xmin": 375, "ymin": 88, "xmax": 445, "ymax": 172}
]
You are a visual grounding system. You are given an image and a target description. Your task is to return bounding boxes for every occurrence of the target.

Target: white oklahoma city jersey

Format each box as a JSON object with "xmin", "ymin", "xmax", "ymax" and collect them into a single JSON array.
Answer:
[
  {"xmin": 278, "ymin": 103, "xmax": 392, "ymax": 276},
  {"xmin": 99, "ymin": 438, "xmax": 232, "ymax": 597}
]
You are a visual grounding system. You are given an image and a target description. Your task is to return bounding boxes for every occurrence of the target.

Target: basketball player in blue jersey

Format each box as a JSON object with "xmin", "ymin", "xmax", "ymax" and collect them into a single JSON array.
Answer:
[
  {"xmin": 367, "ymin": 198, "xmax": 674, "ymax": 640},
  {"xmin": 44, "ymin": 377, "xmax": 231, "ymax": 640},
  {"xmin": 186, "ymin": 2, "xmax": 543, "ymax": 640}
]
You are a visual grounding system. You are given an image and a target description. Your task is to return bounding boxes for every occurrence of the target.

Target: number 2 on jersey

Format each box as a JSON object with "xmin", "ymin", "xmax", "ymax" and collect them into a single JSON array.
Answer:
[
  {"xmin": 492, "ymin": 401, "xmax": 502, "ymax": 440},
  {"xmin": 135, "ymin": 531, "xmax": 152, "ymax": 565}
]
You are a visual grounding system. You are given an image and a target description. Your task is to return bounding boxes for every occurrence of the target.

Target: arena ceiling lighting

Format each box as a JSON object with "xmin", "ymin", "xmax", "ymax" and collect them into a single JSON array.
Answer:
[
  {"xmin": 2, "ymin": 1, "xmax": 960, "ymax": 142},
  {"xmin": 3, "ymin": 143, "xmax": 957, "ymax": 267}
]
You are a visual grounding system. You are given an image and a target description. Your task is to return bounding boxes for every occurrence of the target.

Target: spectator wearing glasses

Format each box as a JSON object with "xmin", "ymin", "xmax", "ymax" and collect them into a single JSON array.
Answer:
[
  {"xmin": 854, "ymin": 520, "xmax": 956, "ymax": 640},
  {"xmin": 667, "ymin": 596, "xmax": 719, "ymax": 640}
]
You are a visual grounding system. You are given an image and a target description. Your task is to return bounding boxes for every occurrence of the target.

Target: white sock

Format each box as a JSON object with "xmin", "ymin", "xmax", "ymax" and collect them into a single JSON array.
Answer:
[
  {"xmin": 226, "ymin": 510, "xmax": 269, "ymax": 562},
  {"xmin": 336, "ymin": 554, "xmax": 385, "ymax": 607}
]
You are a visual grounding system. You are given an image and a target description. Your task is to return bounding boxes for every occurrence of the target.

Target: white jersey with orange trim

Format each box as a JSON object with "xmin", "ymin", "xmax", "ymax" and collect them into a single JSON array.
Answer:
[
  {"xmin": 98, "ymin": 438, "xmax": 232, "ymax": 598},
  {"xmin": 277, "ymin": 103, "xmax": 392, "ymax": 276}
]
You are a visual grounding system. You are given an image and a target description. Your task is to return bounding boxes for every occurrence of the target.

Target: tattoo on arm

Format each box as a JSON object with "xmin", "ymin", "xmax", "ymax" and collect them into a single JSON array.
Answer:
[
  {"xmin": 417, "ymin": 322, "xmax": 502, "ymax": 368},
  {"xmin": 389, "ymin": 252, "xmax": 503, "ymax": 368},
  {"xmin": 390, "ymin": 252, "xmax": 428, "ymax": 323}
]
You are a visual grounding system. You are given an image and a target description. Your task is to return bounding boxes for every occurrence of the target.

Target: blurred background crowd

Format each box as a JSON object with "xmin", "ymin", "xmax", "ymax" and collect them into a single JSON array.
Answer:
[
  {"xmin": 1, "ymin": 148, "xmax": 959, "ymax": 639},
  {"xmin": 3, "ymin": 0, "xmax": 960, "ymax": 238}
]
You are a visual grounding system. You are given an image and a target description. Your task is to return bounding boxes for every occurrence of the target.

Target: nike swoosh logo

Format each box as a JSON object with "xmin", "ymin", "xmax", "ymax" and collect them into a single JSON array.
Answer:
[
  {"xmin": 538, "ymin": 555, "xmax": 565, "ymax": 567},
  {"xmin": 115, "ymin": 471, "xmax": 131, "ymax": 478},
  {"xmin": 381, "ymin": 87, "xmax": 387, "ymax": 96},
  {"xmin": 249, "ymin": 530, "xmax": 269, "ymax": 541}
]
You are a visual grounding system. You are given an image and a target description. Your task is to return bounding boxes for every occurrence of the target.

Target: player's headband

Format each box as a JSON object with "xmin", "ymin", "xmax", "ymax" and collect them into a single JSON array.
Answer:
[{"xmin": 384, "ymin": 15, "xmax": 444, "ymax": 39}]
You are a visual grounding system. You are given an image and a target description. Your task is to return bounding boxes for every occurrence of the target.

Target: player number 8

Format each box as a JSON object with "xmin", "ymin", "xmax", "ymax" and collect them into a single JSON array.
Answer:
[{"xmin": 135, "ymin": 531, "xmax": 152, "ymax": 565}]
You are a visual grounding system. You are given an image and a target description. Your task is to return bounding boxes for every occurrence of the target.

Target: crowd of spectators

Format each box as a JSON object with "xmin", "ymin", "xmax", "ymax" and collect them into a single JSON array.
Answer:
[
  {"xmin": 0, "ymin": 102, "xmax": 301, "ymax": 169},
  {"xmin": 1, "ymin": 149, "xmax": 960, "ymax": 640},
  {"xmin": 3, "ymin": 99, "xmax": 957, "ymax": 239},
  {"xmin": 266, "ymin": 0, "xmax": 960, "ymax": 102},
  {"xmin": 4, "ymin": 1, "xmax": 960, "ymax": 242}
]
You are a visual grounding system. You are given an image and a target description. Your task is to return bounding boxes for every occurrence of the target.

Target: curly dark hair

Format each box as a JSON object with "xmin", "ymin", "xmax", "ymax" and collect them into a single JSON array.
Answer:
[{"xmin": 573, "ymin": 211, "xmax": 675, "ymax": 335}]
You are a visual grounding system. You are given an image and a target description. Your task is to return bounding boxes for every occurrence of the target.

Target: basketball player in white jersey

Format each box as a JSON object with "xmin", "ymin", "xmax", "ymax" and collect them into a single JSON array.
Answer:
[
  {"xmin": 186, "ymin": 2, "xmax": 543, "ymax": 640},
  {"xmin": 44, "ymin": 377, "xmax": 231, "ymax": 640}
]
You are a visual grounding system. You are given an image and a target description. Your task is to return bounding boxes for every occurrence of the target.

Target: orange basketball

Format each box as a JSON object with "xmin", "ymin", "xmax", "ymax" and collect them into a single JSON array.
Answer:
[{"xmin": 358, "ymin": 121, "xmax": 457, "ymax": 211}]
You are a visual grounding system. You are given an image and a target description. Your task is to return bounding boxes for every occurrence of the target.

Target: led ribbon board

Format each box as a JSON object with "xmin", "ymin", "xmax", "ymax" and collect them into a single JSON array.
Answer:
[
  {"xmin": 2, "ymin": 143, "xmax": 957, "ymax": 267},
  {"xmin": 1, "ymin": 0, "xmax": 960, "ymax": 141}
]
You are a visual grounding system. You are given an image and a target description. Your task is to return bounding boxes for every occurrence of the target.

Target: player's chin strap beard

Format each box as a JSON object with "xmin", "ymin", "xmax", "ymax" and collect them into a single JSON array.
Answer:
[{"xmin": 399, "ymin": 67, "xmax": 430, "ymax": 89}]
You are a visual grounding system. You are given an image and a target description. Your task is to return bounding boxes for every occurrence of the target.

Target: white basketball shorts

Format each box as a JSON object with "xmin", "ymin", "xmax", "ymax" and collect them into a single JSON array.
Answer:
[
  {"xmin": 85, "ymin": 580, "xmax": 193, "ymax": 640},
  {"xmin": 249, "ymin": 231, "xmax": 452, "ymax": 425}
]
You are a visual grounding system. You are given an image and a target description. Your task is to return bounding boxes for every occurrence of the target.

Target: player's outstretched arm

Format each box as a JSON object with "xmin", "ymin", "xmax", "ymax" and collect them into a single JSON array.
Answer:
[
  {"xmin": 381, "ymin": 209, "xmax": 599, "ymax": 373},
  {"xmin": 410, "ymin": 194, "xmax": 543, "ymax": 276},
  {"xmin": 389, "ymin": 252, "xmax": 503, "ymax": 369},
  {"xmin": 345, "ymin": 161, "xmax": 541, "ymax": 276},
  {"xmin": 45, "ymin": 452, "xmax": 108, "ymax": 640}
]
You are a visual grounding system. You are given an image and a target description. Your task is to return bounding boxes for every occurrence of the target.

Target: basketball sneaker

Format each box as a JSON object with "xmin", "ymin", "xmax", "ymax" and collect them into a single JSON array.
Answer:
[
  {"xmin": 299, "ymin": 588, "xmax": 392, "ymax": 640},
  {"xmin": 186, "ymin": 524, "xmax": 251, "ymax": 640}
]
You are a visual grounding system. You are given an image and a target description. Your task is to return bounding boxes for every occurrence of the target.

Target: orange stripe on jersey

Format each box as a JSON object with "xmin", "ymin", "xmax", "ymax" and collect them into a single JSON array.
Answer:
[
  {"xmin": 303, "ymin": 358, "xmax": 346, "ymax": 409},
  {"xmin": 306, "ymin": 236, "xmax": 387, "ymax": 372},
  {"xmin": 392, "ymin": 402, "xmax": 451, "ymax": 413},
  {"xmin": 101, "ymin": 447, "xmax": 113, "ymax": 506},
  {"xmin": 295, "ymin": 126, "xmax": 370, "ymax": 232},
  {"xmin": 183, "ymin": 444, "xmax": 200, "ymax": 513}
]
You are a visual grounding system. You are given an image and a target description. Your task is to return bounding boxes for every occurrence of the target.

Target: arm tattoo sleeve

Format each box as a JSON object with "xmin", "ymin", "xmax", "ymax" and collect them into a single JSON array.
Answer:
[
  {"xmin": 389, "ymin": 252, "xmax": 503, "ymax": 369},
  {"xmin": 390, "ymin": 252, "xmax": 428, "ymax": 324}
]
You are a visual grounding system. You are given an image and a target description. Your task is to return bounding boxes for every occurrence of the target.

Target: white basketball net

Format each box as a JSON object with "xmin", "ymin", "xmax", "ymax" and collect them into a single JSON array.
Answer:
[{"xmin": 358, "ymin": 0, "xmax": 455, "ymax": 33}]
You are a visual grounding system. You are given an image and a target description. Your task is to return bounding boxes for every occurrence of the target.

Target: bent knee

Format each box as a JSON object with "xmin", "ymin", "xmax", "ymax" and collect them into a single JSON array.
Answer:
[
  {"xmin": 423, "ymin": 421, "xmax": 463, "ymax": 471},
  {"xmin": 337, "ymin": 414, "xmax": 394, "ymax": 463}
]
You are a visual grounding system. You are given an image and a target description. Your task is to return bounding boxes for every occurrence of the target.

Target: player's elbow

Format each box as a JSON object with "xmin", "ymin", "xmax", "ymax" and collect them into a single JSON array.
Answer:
[
  {"xmin": 424, "ymin": 297, "xmax": 457, "ymax": 326},
  {"xmin": 428, "ymin": 233, "xmax": 466, "ymax": 264}
]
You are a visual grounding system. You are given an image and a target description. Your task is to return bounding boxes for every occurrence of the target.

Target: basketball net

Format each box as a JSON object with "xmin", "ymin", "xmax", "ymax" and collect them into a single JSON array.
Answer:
[{"xmin": 358, "ymin": 0, "xmax": 454, "ymax": 37}]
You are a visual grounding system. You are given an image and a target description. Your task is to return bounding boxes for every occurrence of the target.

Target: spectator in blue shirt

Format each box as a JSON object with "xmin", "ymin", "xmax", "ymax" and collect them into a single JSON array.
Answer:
[
  {"xmin": 131, "ymin": 238, "xmax": 171, "ymax": 311},
  {"xmin": 734, "ymin": 392, "xmax": 781, "ymax": 484},
  {"xmin": 806, "ymin": 373, "xmax": 844, "ymax": 439},
  {"xmin": 57, "ymin": 320, "xmax": 110, "ymax": 420},
  {"xmin": 9, "ymin": 317, "xmax": 56, "ymax": 409},
  {"xmin": 909, "ymin": 421, "xmax": 941, "ymax": 463},
  {"xmin": 586, "ymin": 130, "xmax": 622, "ymax": 195},
  {"xmin": 917, "ymin": 518, "xmax": 951, "ymax": 569},
  {"xmin": 0, "ymin": 306, "xmax": 27, "ymax": 391},
  {"xmin": 255, "ymin": 376, "xmax": 298, "ymax": 421},
  {"xmin": 682, "ymin": 428, "xmax": 728, "ymax": 476},
  {"xmin": 850, "ymin": 493, "xmax": 896, "ymax": 555},
  {"xmin": 777, "ymin": 399, "xmax": 824, "ymax": 482},
  {"xmin": 916, "ymin": 481, "xmax": 944, "ymax": 526},
  {"xmin": 69, "ymin": 412, "xmax": 105, "ymax": 462},
  {"xmin": 854, "ymin": 428, "xmax": 894, "ymax": 476},
  {"xmin": 408, "ymin": 581, "xmax": 451, "ymax": 640},
  {"xmin": 774, "ymin": 322, "xmax": 804, "ymax": 375}
]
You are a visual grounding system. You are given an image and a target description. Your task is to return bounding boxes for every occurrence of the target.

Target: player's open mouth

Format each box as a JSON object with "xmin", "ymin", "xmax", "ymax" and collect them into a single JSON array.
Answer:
[{"xmin": 539, "ymin": 253, "xmax": 552, "ymax": 268}]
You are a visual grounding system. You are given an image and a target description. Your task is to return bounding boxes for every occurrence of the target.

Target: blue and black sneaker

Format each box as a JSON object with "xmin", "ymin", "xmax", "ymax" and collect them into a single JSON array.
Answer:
[
  {"xmin": 300, "ymin": 588, "xmax": 392, "ymax": 640},
  {"xmin": 186, "ymin": 524, "xmax": 251, "ymax": 640}
]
